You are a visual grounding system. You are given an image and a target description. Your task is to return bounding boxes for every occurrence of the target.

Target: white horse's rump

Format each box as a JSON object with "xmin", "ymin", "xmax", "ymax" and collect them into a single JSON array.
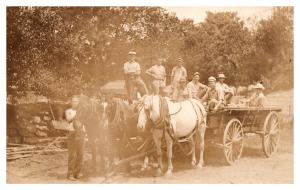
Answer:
[
  {"xmin": 166, "ymin": 98, "xmax": 206, "ymax": 138},
  {"xmin": 137, "ymin": 95, "xmax": 207, "ymax": 176}
]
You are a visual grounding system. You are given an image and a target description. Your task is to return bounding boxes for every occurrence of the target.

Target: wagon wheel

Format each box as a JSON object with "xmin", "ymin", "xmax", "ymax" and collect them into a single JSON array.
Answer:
[
  {"xmin": 223, "ymin": 118, "xmax": 244, "ymax": 165},
  {"xmin": 262, "ymin": 111, "xmax": 280, "ymax": 157}
]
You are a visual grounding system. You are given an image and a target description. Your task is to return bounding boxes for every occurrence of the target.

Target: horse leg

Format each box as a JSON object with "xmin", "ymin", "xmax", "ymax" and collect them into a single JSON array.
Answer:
[
  {"xmin": 165, "ymin": 131, "xmax": 173, "ymax": 176},
  {"xmin": 190, "ymin": 137, "xmax": 197, "ymax": 166},
  {"xmin": 196, "ymin": 124, "xmax": 206, "ymax": 168},
  {"xmin": 90, "ymin": 139, "xmax": 97, "ymax": 173},
  {"xmin": 152, "ymin": 129, "xmax": 163, "ymax": 176},
  {"xmin": 141, "ymin": 156, "xmax": 149, "ymax": 171}
]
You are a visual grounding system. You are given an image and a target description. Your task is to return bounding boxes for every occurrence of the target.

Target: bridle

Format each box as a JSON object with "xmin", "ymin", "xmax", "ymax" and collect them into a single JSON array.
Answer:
[{"xmin": 137, "ymin": 95, "xmax": 182, "ymax": 127}]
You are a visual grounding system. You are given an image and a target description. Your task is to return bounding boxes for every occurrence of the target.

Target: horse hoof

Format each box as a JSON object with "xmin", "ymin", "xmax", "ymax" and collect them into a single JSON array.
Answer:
[
  {"xmin": 165, "ymin": 170, "xmax": 172, "ymax": 177},
  {"xmin": 191, "ymin": 160, "xmax": 197, "ymax": 167},
  {"xmin": 195, "ymin": 164, "xmax": 203, "ymax": 169}
]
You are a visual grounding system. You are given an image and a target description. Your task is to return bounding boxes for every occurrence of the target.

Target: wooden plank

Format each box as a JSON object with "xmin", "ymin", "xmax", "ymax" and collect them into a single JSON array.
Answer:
[{"xmin": 7, "ymin": 149, "xmax": 67, "ymax": 155}]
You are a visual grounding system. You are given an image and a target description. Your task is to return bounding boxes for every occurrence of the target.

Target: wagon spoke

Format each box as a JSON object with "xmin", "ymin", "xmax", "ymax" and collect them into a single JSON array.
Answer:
[
  {"xmin": 270, "ymin": 140, "xmax": 274, "ymax": 153},
  {"xmin": 270, "ymin": 136, "xmax": 278, "ymax": 148},
  {"xmin": 225, "ymin": 149, "xmax": 232, "ymax": 161},
  {"xmin": 234, "ymin": 137, "xmax": 243, "ymax": 143},
  {"xmin": 263, "ymin": 112, "xmax": 280, "ymax": 157},
  {"xmin": 225, "ymin": 142, "xmax": 232, "ymax": 147},
  {"xmin": 264, "ymin": 133, "xmax": 270, "ymax": 140},
  {"xmin": 271, "ymin": 122, "xmax": 279, "ymax": 132},
  {"xmin": 225, "ymin": 133, "xmax": 232, "ymax": 142},
  {"xmin": 235, "ymin": 128, "xmax": 242, "ymax": 137}
]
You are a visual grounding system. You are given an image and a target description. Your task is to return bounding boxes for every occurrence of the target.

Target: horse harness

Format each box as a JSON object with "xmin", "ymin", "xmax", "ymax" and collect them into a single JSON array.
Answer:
[{"xmin": 146, "ymin": 96, "xmax": 205, "ymax": 144}]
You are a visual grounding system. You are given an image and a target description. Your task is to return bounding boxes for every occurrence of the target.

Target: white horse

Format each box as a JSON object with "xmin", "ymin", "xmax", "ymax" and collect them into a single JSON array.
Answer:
[{"xmin": 137, "ymin": 95, "xmax": 207, "ymax": 176}]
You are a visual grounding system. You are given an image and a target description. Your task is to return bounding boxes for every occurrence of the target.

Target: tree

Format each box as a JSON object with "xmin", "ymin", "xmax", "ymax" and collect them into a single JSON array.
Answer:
[{"xmin": 254, "ymin": 7, "xmax": 293, "ymax": 90}]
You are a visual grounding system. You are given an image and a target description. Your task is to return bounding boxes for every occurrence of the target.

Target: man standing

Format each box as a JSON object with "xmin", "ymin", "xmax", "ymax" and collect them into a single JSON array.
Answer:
[
  {"xmin": 171, "ymin": 58, "xmax": 187, "ymax": 100},
  {"xmin": 123, "ymin": 51, "xmax": 148, "ymax": 102},
  {"xmin": 146, "ymin": 57, "xmax": 166, "ymax": 95},
  {"xmin": 201, "ymin": 76, "xmax": 225, "ymax": 112},
  {"xmin": 172, "ymin": 77, "xmax": 189, "ymax": 101},
  {"xmin": 216, "ymin": 73, "xmax": 234, "ymax": 104},
  {"xmin": 171, "ymin": 58, "xmax": 187, "ymax": 88},
  {"xmin": 187, "ymin": 72, "xmax": 209, "ymax": 101},
  {"xmin": 65, "ymin": 95, "xmax": 86, "ymax": 181}
]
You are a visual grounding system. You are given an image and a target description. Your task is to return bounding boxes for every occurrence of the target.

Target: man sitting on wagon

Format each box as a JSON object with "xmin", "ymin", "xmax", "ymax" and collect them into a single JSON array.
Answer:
[
  {"xmin": 246, "ymin": 83, "xmax": 266, "ymax": 107},
  {"xmin": 186, "ymin": 72, "xmax": 209, "ymax": 101},
  {"xmin": 201, "ymin": 76, "xmax": 225, "ymax": 112},
  {"xmin": 216, "ymin": 73, "xmax": 234, "ymax": 104}
]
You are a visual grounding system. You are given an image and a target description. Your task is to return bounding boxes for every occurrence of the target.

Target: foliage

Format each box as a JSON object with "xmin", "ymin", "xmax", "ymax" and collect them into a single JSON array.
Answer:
[{"xmin": 7, "ymin": 7, "xmax": 293, "ymax": 100}]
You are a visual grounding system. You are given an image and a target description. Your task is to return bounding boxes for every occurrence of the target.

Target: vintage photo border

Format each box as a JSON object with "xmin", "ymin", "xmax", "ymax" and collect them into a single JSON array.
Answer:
[{"xmin": 0, "ymin": 0, "xmax": 298, "ymax": 189}]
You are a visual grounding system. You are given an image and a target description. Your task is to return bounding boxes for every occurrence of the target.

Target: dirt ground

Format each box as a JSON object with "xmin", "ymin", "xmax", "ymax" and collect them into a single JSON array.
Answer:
[{"xmin": 7, "ymin": 123, "xmax": 293, "ymax": 184}]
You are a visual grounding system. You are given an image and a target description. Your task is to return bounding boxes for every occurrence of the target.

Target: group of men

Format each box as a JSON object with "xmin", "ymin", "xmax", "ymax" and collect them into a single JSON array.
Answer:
[{"xmin": 123, "ymin": 50, "xmax": 266, "ymax": 111}]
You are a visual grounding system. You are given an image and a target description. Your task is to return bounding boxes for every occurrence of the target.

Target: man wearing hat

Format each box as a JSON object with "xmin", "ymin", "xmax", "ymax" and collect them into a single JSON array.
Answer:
[
  {"xmin": 171, "ymin": 58, "xmax": 187, "ymax": 100},
  {"xmin": 65, "ymin": 95, "xmax": 86, "ymax": 181},
  {"xmin": 123, "ymin": 51, "xmax": 148, "ymax": 102},
  {"xmin": 187, "ymin": 72, "xmax": 209, "ymax": 101},
  {"xmin": 246, "ymin": 83, "xmax": 266, "ymax": 107},
  {"xmin": 146, "ymin": 57, "xmax": 166, "ymax": 95},
  {"xmin": 216, "ymin": 73, "xmax": 234, "ymax": 104},
  {"xmin": 172, "ymin": 77, "xmax": 189, "ymax": 101},
  {"xmin": 201, "ymin": 76, "xmax": 225, "ymax": 112},
  {"xmin": 171, "ymin": 57, "xmax": 187, "ymax": 89}
]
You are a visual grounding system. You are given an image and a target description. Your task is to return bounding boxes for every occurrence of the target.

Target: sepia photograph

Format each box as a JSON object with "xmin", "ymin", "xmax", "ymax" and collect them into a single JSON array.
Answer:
[{"xmin": 6, "ymin": 5, "xmax": 294, "ymax": 184}]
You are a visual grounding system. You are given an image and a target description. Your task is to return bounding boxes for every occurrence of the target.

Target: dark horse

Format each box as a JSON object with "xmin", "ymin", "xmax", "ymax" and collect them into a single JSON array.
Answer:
[
  {"xmin": 75, "ymin": 95, "xmax": 110, "ymax": 174},
  {"xmin": 75, "ymin": 94, "xmax": 151, "ymax": 175},
  {"xmin": 105, "ymin": 96, "xmax": 152, "ymax": 172}
]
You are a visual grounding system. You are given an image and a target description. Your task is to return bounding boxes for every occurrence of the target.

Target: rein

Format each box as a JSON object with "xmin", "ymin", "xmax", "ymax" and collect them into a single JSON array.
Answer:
[{"xmin": 109, "ymin": 99, "xmax": 123, "ymax": 126}]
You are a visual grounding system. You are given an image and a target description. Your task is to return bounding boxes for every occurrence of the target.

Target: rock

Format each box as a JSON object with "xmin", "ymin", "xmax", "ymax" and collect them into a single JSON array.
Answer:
[
  {"xmin": 18, "ymin": 127, "xmax": 36, "ymax": 137},
  {"xmin": 32, "ymin": 116, "xmax": 41, "ymax": 124},
  {"xmin": 43, "ymin": 116, "xmax": 51, "ymax": 121},
  {"xmin": 36, "ymin": 125, "xmax": 48, "ymax": 131},
  {"xmin": 35, "ymin": 130, "xmax": 48, "ymax": 137},
  {"xmin": 43, "ymin": 111, "xmax": 50, "ymax": 115},
  {"xmin": 27, "ymin": 124, "xmax": 37, "ymax": 133}
]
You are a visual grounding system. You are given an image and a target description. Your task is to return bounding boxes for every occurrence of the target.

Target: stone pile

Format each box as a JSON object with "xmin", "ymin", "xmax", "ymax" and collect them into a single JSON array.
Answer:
[{"xmin": 7, "ymin": 102, "xmax": 69, "ymax": 144}]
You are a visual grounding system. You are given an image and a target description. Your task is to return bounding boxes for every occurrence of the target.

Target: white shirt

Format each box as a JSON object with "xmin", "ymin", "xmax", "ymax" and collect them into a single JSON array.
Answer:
[
  {"xmin": 216, "ymin": 82, "xmax": 234, "ymax": 95},
  {"xmin": 187, "ymin": 81, "xmax": 208, "ymax": 98},
  {"xmin": 171, "ymin": 66, "xmax": 187, "ymax": 84},
  {"xmin": 65, "ymin": 108, "xmax": 76, "ymax": 122},
  {"xmin": 146, "ymin": 64, "xmax": 166, "ymax": 80},
  {"xmin": 123, "ymin": 61, "xmax": 141, "ymax": 75}
]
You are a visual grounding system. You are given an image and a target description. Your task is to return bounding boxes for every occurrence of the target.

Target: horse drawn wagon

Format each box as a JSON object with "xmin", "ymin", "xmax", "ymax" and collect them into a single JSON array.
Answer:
[
  {"xmin": 205, "ymin": 107, "xmax": 281, "ymax": 165},
  {"xmin": 98, "ymin": 81, "xmax": 282, "ymax": 175}
]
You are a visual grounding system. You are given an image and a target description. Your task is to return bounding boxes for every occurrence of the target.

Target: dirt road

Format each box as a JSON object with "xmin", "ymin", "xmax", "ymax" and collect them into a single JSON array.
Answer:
[{"xmin": 7, "ymin": 124, "xmax": 293, "ymax": 184}]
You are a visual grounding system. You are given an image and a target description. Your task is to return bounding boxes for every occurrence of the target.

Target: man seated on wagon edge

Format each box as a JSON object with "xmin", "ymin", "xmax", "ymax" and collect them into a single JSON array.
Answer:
[
  {"xmin": 186, "ymin": 72, "xmax": 209, "ymax": 101},
  {"xmin": 246, "ymin": 83, "xmax": 266, "ymax": 107},
  {"xmin": 201, "ymin": 76, "xmax": 225, "ymax": 112}
]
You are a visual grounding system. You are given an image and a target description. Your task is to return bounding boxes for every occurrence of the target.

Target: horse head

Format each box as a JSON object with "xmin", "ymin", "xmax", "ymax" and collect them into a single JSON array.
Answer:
[
  {"xmin": 136, "ymin": 95, "xmax": 161, "ymax": 132},
  {"xmin": 99, "ymin": 100, "xmax": 109, "ymax": 129}
]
